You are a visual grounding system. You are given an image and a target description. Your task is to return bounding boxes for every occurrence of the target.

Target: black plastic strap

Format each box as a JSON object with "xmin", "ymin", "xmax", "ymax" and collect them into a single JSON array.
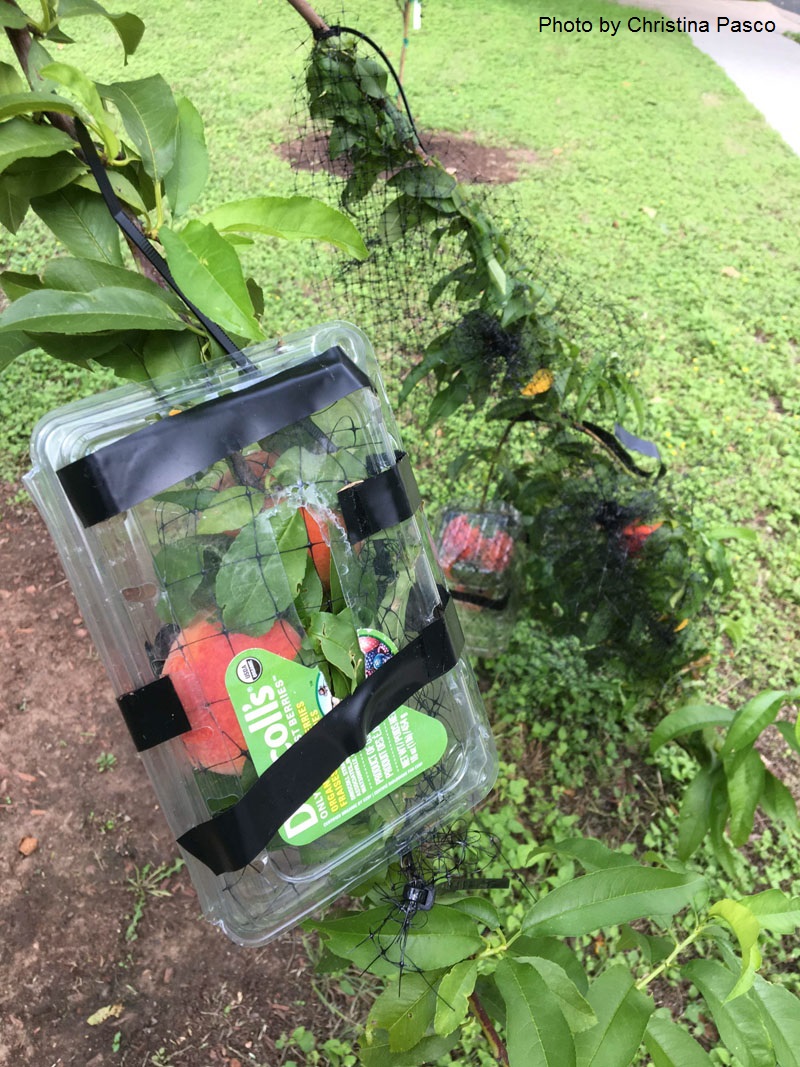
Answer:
[
  {"xmin": 177, "ymin": 594, "xmax": 464, "ymax": 875},
  {"xmin": 73, "ymin": 119, "xmax": 253, "ymax": 370},
  {"xmin": 57, "ymin": 346, "xmax": 373, "ymax": 527},
  {"xmin": 451, "ymin": 588, "xmax": 511, "ymax": 612},
  {"xmin": 339, "ymin": 451, "xmax": 421, "ymax": 544},
  {"xmin": 579, "ymin": 420, "xmax": 666, "ymax": 480},
  {"xmin": 117, "ymin": 674, "xmax": 190, "ymax": 752}
]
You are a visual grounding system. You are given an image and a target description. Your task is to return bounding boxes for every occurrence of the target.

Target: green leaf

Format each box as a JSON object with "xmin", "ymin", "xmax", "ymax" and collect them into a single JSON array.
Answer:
[
  {"xmin": 31, "ymin": 185, "xmax": 123, "ymax": 263},
  {"xmin": 650, "ymin": 703, "xmax": 737, "ymax": 754},
  {"xmin": 152, "ymin": 538, "xmax": 208, "ymax": 627},
  {"xmin": 516, "ymin": 957, "xmax": 596, "ymax": 1034},
  {"xmin": 142, "ymin": 330, "xmax": 202, "ymax": 378},
  {"xmin": 683, "ymin": 960, "xmax": 773, "ymax": 1067},
  {"xmin": 742, "ymin": 888, "xmax": 800, "ymax": 935},
  {"xmin": 0, "ymin": 7, "xmax": 29, "ymax": 29},
  {"xmin": 2, "ymin": 151, "xmax": 84, "ymax": 211},
  {"xmin": 509, "ymin": 936, "xmax": 588, "ymax": 993},
  {"xmin": 0, "ymin": 172, "xmax": 28, "ymax": 231},
  {"xmin": 751, "ymin": 975, "xmax": 800, "ymax": 1067},
  {"xmin": 310, "ymin": 904, "xmax": 483, "ymax": 976},
  {"xmin": 0, "ymin": 287, "xmax": 183, "ymax": 334},
  {"xmin": 494, "ymin": 957, "xmax": 574, "ymax": 1067},
  {"xmin": 73, "ymin": 165, "xmax": 148, "ymax": 213},
  {"xmin": 368, "ymin": 971, "xmax": 439, "ymax": 1053},
  {"xmin": 531, "ymin": 838, "xmax": 635, "ymax": 872},
  {"xmin": 434, "ymin": 960, "xmax": 478, "ymax": 1037},
  {"xmin": 775, "ymin": 721, "xmax": 800, "ymax": 756},
  {"xmin": 760, "ymin": 770, "xmax": 799, "ymax": 831},
  {"xmin": 41, "ymin": 257, "xmax": 180, "ymax": 309},
  {"xmin": 0, "ymin": 90, "xmax": 83, "ymax": 122},
  {"xmin": 274, "ymin": 509, "xmax": 312, "ymax": 599},
  {"xmin": 575, "ymin": 966, "xmax": 653, "ymax": 1067},
  {"xmin": 0, "ymin": 270, "xmax": 43, "ymax": 299},
  {"xmin": 0, "ymin": 62, "xmax": 25, "ymax": 95},
  {"xmin": 446, "ymin": 896, "xmax": 501, "ymax": 931},
  {"xmin": 57, "ymin": 0, "xmax": 145, "ymax": 58},
  {"xmin": 100, "ymin": 75, "xmax": 177, "ymax": 182},
  {"xmin": 359, "ymin": 1028, "xmax": 458, "ymax": 1067},
  {"xmin": 164, "ymin": 96, "xmax": 208, "ymax": 218},
  {"xmin": 215, "ymin": 512, "xmax": 293, "ymax": 634},
  {"xmin": 0, "ymin": 117, "xmax": 74, "ymax": 175},
  {"xmin": 159, "ymin": 221, "xmax": 264, "ymax": 340},
  {"xmin": 644, "ymin": 1012, "xmax": 714, "ymax": 1067},
  {"xmin": 709, "ymin": 899, "xmax": 762, "ymax": 1000},
  {"xmin": 196, "ymin": 486, "xmax": 266, "ymax": 536},
  {"xmin": 39, "ymin": 62, "xmax": 120, "ymax": 156},
  {"xmin": 308, "ymin": 609, "xmax": 363, "ymax": 680},
  {"xmin": 677, "ymin": 765, "xmax": 718, "ymax": 861},
  {"xmin": 721, "ymin": 689, "xmax": 789, "ymax": 756},
  {"xmin": 201, "ymin": 195, "xmax": 368, "ymax": 260},
  {"xmin": 725, "ymin": 748, "xmax": 765, "ymax": 846},
  {"xmin": 522, "ymin": 866, "xmax": 704, "ymax": 937},
  {"xmin": 0, "ymin": 330, "xmax": 37, "ymax": 372}
]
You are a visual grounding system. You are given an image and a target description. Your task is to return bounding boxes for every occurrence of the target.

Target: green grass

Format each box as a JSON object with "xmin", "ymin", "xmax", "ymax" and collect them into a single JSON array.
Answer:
[{"xmin": 1, "ymin": 0, "xmax": 798, "ymax": 685}]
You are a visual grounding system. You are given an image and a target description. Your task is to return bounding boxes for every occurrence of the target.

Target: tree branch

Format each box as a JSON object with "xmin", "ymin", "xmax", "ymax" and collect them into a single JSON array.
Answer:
[
  {"xmin": 284, "ymin": 0, "xmax": 329, "ymax": 36},
  {"xmin": 469, "ymin": 993, "xmax": 510, "ymax": 1066}
]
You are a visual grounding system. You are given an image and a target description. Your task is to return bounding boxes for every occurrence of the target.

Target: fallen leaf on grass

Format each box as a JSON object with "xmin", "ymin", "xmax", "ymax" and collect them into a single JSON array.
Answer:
[
  {"xmin": 18, "ymin": 836, "xmax": 39, "ymax": 856},
  {"xmin": 87, "ymin": 1004, "xmax": 124, "ymax": 1026},
  {"xmin": 721, "ymin": 265, "xmax": 741, "ymax": 278},
  {"xmin": 641, "ymin": 205, "xmax": 657, "ymax": 219}
]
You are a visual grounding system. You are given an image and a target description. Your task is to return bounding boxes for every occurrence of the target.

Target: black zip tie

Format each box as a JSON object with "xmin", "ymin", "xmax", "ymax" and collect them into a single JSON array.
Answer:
[{"xmin": 73, "ymin": 119, "xmax": 256, "ymax": 375}]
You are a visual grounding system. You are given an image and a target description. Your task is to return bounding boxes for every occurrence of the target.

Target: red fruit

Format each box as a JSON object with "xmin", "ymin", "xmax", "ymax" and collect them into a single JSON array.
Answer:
[
  {"xmin": 621, "ymin": 521, "xmax": 663, "ymax": 557},
  {"xmin": 163, "ymin": 617, "xmax": 302, "ymax": 773},
  {"xmin": 300, "ymin": 506, "xmax": 332, "ymax": 590}
]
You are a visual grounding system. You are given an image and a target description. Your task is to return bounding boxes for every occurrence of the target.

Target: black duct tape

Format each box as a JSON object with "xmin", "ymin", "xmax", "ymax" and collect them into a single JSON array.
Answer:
[
  {"xmin": 451, "ymin": 588, "xmax": 511, "ymax": 612},
  {"xmin": 339, "ymin": 451, "xmax": 422, "ymax": 543},
  {"xmin": 614, "ymin": 423, "xmax": 662, "ymax": 461},
  {"xmin": 57, "ymin": 347, "xmax": 373, "ymax": 528},
  {"xmin": 117, "ymin": 674, "xmax": 190, "ymax": 752},
  {"xmin": 177, "ymin": 594, "xmax": 464, "ymax": 875}
]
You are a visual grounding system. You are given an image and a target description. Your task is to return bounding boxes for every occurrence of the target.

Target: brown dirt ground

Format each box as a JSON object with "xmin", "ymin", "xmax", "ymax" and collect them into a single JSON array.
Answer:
[
  {"xmin": 0, "ymin": 487, "xmax": 356, "ymax": 1067},
  {"xmin": 275, "ymin": 129, "xmax": 541, "ymax": 184}
]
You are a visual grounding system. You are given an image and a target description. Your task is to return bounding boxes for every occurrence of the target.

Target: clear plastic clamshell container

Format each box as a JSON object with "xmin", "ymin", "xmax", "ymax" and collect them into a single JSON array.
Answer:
[{"xmin": 25, "ymin": 321, "xmax": 497, "ymax": 946}]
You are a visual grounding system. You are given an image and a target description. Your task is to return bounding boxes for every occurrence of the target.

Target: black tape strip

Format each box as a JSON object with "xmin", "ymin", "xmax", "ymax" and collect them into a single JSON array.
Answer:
[
  {"xmin": 117, "ymin": 674, "xmax": 190, "ymax": 752},
  {"xmin": 451, "ymin": 588, "xmax": 511, "ymax": 612},
  {"xmin": 580, "ymin": 420, "xmax": 666, "ymax": 480},
  {"xmin": 57, "ymin": 347, "xmax": 373, "ymax": 528},
  {"xmin": 339, "ymin": 451, "xmax": 422, "ymax": 543},
  {"xmin": 177, "ymin": 594, "xmax": 464, "ymax": 875},
  {"xmin": 614, "ymin": 423, "xmax": 661, "ymax": 461}
]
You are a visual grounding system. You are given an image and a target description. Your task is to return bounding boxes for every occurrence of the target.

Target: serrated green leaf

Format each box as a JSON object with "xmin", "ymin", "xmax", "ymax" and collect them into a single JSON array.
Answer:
[
  {"xmin": 446, "ymin": 896, "xmax": 501, "ymax": 931},
  {"xmin": 677, "ymin": 765, "xmax": 718, "ymax": 861},
  {"xmin": 215, "ymin": 512, "xmax": 293, "ymax": 634},
  {"xmin": 0, "ymin": 63, "xmax": 25, "ymax": 95},
  {"xmin": 0, "ymin": 117, "xmax": 74, "ymax": 175},
  {"xmin": 155, "ymin": 487, "xmax": 219, "ymax": 512},
  {"xmin": 0, "ymin": 287, "xmax": 183, "ymax": 334},
  {"xmin": 760, "ymin": 770, "xmax": 799, "ymax": 831},
  {"xmin": 0, "ymin": 7, "xmax": 29, "ymax": 29},
  {"xmin": 2, "ymin": 152, "xmax": 84, "ymax": 220},
  {"xmin": 159, "ymin": 221, "xmax": 263, "ymax": 340},
  {"xmin": 650, "ymin": 703, "xmax": 737, "ymax": 754},
  {"xmin": 516, "ymin": 957, "xmax": 596, "ymax": 1034},
  {"xmin": 509, "ymin": 936, "xmax": 588, "ymax": 993},
  {"xmin": 495, "ymin": 957, "xmax": 574, "ymax": 1067},
  {"xmin": 725, "ymin": 748, "xmax": 765, "ymax": 846},
  {"xmin": 0, "ymin": 169, "xmax": 28, "ymax": 231},
  {"xmin": 434, "ymin": 960, "xmax": 477, "ymax": 1037},
  {"xmin": 0, "ymin": 330, "xmax": 37, "ymax": 372},
  {"xmin": 644, "ymin": 1012, "xmax": 714, "ymax": 1067},
  {"xmin": 142, "ymin": 330, "xmax": 202, "ymax": 378},
  {"xmin": 522, "ymin": 866, "xmax": 704, "ymax": 937},
  {"xmin": 31, "ymin": 184, "xmax": 123, "ymax": 263},
  {"xmin": 575, "ymin": 966, "xmax": 653, "ymax": 1067},
  {"xmin": 531, "ymin": 838, "xmax": 635, "ymax": 872},
  {"xmin": 0, "ymin": 90, "xmax": 83, "ymax": 122},
  {"xmin": 0, "ymin": 270, "xmax": 43, "ymax": 299},
  {"xmin": 368, "ymin": 971, "xmax": 439, "ymax": 1053},
  {"xmin": 41, "ymin": 257, "xmax": 182, "ymax": 309},
  {"xmin": 742, "ymin": 888, "xmax": 800, "ymax": 935},
  {"xmin": 683, "ymin": 960, "xmax": 772, "ymax": 1067},
  {"xmin": 751, "ymin": 975, "xmax": 800, "ymax": 1067},
  {"xmin": 152, "ymin": 538, "xmax": 209, "ymax": 626},
  {"xmin": 201, "ymin": 195, "xmax": 368, "ymax": 260},
  {"xmin": 39, "ymin": 62, "xmax": 120, "ymax": 156},
  {"xmin": 359, "ymin": 1028, "xmax": 458, "ymax": 1067},
  {"xmin": 195, "ymin": 486, "xmax": 266, "ymax": 536},
  {"xmin": 164, "ymin": 96, "xmax": 208, "ymax": 217},
  {"xmin": 721, "ymin": 690, "xmax": 789, "ymax": 756},
  {"xmin": 308, "ymin": 608, "xmax": 362, "ymax": 680},
  {"xmin": 57, "ymin": 0, "xmax": 145, "ymax": 57},
  {"xmin": 100, "ymin": 75, "xmax": 177, "ymax": 181},
  {"xmin": 309, "ymin": 904, "xmax": 483, "ymax": 977},
  {"xmin": 73, "ymin": 166, "xmax": 148, "ymax": 213},
  {"xmin": 709, "ymin": 899, "xmax": 762, "ymax": 1000}
]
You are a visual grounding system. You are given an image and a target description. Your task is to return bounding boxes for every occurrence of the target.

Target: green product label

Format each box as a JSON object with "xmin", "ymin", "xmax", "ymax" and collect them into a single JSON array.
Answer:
[{"xmin": 225, "ymin": 630, "xmax": 448, "ymax": 846}]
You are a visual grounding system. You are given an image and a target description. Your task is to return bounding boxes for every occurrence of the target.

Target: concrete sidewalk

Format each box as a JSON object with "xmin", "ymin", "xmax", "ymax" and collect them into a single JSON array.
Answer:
[{"xmin": 613, "ymin": 0, "xmax": 800, "ymax": 155}]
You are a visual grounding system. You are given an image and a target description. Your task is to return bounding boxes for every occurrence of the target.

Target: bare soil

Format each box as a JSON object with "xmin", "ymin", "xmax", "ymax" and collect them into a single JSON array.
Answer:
[
  {"xmin": 0, "ymin": 488, "xmax": 347, "ymax": 1067},
  {"xmin": 276, "ymin": 129, "xmax": 541, "ymax": 184}
]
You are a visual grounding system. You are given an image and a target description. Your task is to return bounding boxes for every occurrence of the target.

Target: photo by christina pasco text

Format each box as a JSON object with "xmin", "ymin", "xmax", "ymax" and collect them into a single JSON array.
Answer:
[{"xmin": 538, "ymin": 15, "xmax": 778, "ymax": 35}]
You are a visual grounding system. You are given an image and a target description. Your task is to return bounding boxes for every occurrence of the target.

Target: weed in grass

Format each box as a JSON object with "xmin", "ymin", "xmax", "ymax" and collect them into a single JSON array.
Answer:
[{"xmin": 124, "ymin": 858, "xmax": 184, "ymax": 943}]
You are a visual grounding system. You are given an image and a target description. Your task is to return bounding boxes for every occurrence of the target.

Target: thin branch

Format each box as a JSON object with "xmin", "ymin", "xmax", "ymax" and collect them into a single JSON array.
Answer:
[
  {"xmin": 468, "ymin": 993, "xmax": 509, "ymax": 1066},
  {"xmin": 284, "ymin": 0, "xmax": 329, "ymax": 35}
]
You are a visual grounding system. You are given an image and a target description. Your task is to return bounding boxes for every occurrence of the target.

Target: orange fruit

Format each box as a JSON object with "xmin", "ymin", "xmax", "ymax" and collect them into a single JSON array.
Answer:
[
  {"xmin": 163, "ymin": 617, "xmax": 302, "ymax": 773},
  {"xmin": 300, "ymin": 506, "xmax": 332, "ymax": 590}
]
